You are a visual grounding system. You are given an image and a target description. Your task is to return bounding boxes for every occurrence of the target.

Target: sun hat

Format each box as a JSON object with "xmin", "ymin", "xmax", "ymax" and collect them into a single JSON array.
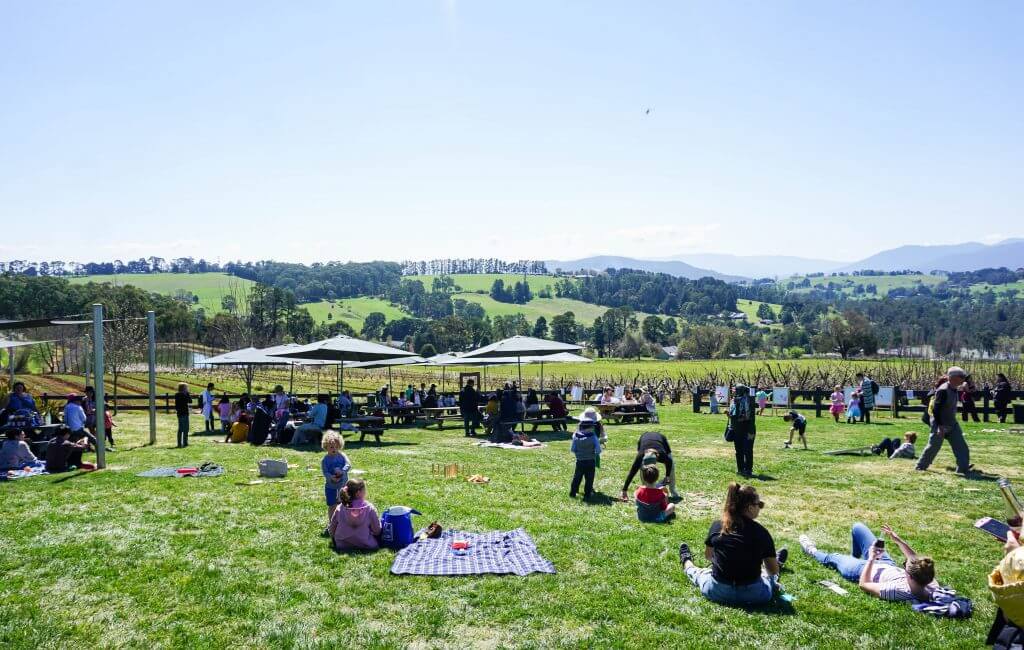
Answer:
[
  {"xmin": 579, "ymin": 407, "xmax": 602, "ymax": 423},
  {"xmin": 947, "ymin": 366, "xmax": 967, "ymax": 378},
  {"xmin": 990, "ymin": 546, "xmax": 1024, "ymax": 626}
]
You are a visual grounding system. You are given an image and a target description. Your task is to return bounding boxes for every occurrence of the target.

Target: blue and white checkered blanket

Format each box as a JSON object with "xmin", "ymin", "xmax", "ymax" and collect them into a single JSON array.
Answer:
[{"xmin": 390, "ymin": 529, "xmax": 556, "ymax": 576}]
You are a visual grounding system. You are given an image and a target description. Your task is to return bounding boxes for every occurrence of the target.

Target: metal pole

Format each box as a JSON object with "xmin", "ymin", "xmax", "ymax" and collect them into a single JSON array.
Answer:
[
  {"xmin": 84, "ymin": 335, "xmax": 90, "ymax": 387},
  {"xmin": 7, "ymin": 346, "xmax": 12, "ymax": 386},
  {"xmin": 388, "ymin": 366, "xmax": 393, "ymax": 397},
  {"xmin": 147, "ymin": 311, "xmax": 156, "ymax": 445},
  {"xmin": 289, "ymin": 363, "xmax": 295, "ymax": 394},
  {"xmin": 92, "ymin": 304, "xmax": 106, "ymax": 469},
  {"xmin": 340, "ymin": 362, "xmax": 345, "ymax": 391}
]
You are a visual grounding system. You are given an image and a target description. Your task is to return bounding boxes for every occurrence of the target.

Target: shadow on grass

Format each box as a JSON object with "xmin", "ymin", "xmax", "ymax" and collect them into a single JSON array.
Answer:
[
  {"xmin": 580, "ymin": 492, "xmax": 617, "ymax": 506},
  {"xmin": 336, "ymin": 441, "xmax": 420, "ymax": 450},
  {"xmin": 751, "ymin": 474, "xmax": 777, "ymax": 481},
  {"xmin": 51, "ymin": 470, "xmax": 94, "ymax": 484}
]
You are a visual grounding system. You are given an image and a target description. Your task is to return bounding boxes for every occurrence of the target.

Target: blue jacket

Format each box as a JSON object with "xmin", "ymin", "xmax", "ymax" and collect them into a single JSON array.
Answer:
[{"xmin": 570, "ymin": 429, "xmax": 601, "ymax": 462}]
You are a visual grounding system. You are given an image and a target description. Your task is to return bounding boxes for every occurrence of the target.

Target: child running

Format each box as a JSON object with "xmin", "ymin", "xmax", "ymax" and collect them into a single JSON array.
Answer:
[
  {"xmin": 782, "ymin": 410, "xmax": 808, "ymax": 449},
  {"xmin": 846, "ymin": 391, "xmax": 862, "ymax": 424},
  {"xmin": 329, "ymin": 478, "xmax": 381, "ymax": 551},
  {"xmin": 321, "ymin": 432, "xmax": 352, "ymax": 536},
  {"xmin": 755, "ymin": 388, "xmax": 769, "ymax": 416},
  {"xmin": 829, "ymin": 385, "xmax": 845, "ymax": 423},
  {"xmin": 635, "ymin": 465, "xmax": 676, "ymax": 523}
]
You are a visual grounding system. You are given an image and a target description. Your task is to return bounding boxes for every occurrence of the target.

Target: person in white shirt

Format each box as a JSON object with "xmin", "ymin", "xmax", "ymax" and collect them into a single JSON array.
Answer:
[
  {"xmin": 599, "ymin": 386, "xmax": 618, "ymax": 405},
  {"xmin": 200, "ymin": 382, "xmax": 216, "ymax": 432},
  {"xmin": 0, "ymin": 429, "xmax": 37, "ymax": 470},
  {"xmin": 63, "ymin": 394, "xmax": 98, "ymax": 450},
  {"xmin": 800, "ymin": 523, "xmax": 942, "ymax": 602}
]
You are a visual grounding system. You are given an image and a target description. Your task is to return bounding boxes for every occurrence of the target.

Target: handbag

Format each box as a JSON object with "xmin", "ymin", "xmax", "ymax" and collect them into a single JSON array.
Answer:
[{"xmin": 724, "ymin": 424, "xmax": 735, "ymax": 442}]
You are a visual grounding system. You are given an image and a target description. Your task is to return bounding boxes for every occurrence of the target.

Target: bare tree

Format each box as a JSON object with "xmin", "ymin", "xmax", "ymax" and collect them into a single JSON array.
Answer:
[{"xmin": 104, "ymin": 299, "xmax": 148, "ymax": 414}]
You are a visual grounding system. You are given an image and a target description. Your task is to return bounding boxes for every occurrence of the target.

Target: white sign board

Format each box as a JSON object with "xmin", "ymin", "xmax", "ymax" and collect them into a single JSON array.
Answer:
[
  {"xmin": 715, "ymin": 386, "xmax": 729, "ymax": 403},
  {"xmin": 772, "ymin": 387, "xmax": 790, "ymax": 407},
  {"xmin": 843, "ymin": 386, "xmax": 857, "ymax": 403},
  {"xmin": 570, "ymin": 386, "xmax": 584, "ymax": 402},
  {"xmin": 875, "ymin": 386, "xmax": 895, "ymax": 408},
  {"xmin": 614, "ymin": 386, "xmax": 625, "ymax": 399}
]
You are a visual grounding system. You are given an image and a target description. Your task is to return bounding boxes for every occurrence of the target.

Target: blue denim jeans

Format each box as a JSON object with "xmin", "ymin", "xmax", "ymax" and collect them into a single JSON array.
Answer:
[
  {"xmin": 685, "ymin": 566, "xmax": 776, "ymax": 606},
  {"xmin": 811, "ymin": 522, "xmax": 897, "ymax": 581}
]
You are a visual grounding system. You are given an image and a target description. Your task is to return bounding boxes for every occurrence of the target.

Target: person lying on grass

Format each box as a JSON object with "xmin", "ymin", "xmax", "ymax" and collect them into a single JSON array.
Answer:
[
  {"xmin": 782, "ymin": 410, "xmax": 807, "ymax": 450},
  {"xmin": 872, "ymin": 432, "xmax": 917, "ymax": 459},
  {"xmin": 635, "ymin": 465, "xmax": 675, "ymax": 523},
  {"xmin": 679, "ymin": 483, "xmax": 787, "ymax": 607},
  {"xmin": 329, "ymin": 478, "xmax": 381, "ymax": 551},
  {"xmin": 321, "ymin": 432, "xmax": 351, "ymax": 536},
  {"xmin": 800, "ymin": 523, "xmax": 942, "ymax": 602}
]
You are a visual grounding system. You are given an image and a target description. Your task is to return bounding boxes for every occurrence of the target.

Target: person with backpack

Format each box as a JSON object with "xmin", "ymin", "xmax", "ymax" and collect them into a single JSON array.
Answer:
[
  {"xmin": 569, "ymin": 416, "xmax": 602, "ymax": 500},
  {"xmin": 916, "ymin": 367, "xmax": 973, "ymax": 475},
  {"xmin": 856, "ymin": 372, "xmax": 879, "ymax": 423},
  {"xmin": 726, "ymin": 385, "xmax": 757, "ymax": 478}
]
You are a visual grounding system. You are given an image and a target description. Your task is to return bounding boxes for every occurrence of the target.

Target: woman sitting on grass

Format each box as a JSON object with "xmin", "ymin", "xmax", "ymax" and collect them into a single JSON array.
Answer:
[
  {"xmin": 0, "ymin": 429, "xmax": 37, "ymax": 470},
  {"xmin": 329, "ymin": 478, "xmax": 381, "ymax": 551},
  {"xmin": 679, "ymin": 483, "xmax": 786, "ymax": 606},
  {"xmin": 800, "ymin": 523, "xmax": 942, "ymax": 603}
]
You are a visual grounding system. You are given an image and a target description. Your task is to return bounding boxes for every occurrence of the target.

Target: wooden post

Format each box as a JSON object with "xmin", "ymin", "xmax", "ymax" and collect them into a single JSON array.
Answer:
[{"xmin": 983, "ymin": 390, "xmax": 990, "ymax": 423}]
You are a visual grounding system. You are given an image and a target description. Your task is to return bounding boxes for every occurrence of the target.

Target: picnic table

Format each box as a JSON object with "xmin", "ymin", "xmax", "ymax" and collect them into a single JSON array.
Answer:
[
  {"xmin": 423, "ymin": 406, "xmax": 463, "ymax": 430},
  {"xmin": 336, "ymin": 416, "xmax": 386, "ymax": 444},
  {"xmin": 1, "ymin": 422, "xmax": 63, "ymax": 454},
  {"xmin": 384, "ymin": 405, "xmax": 422, "ymax": 426},
  {"xmin": 596, "ymin": 402, "xmax": 653, "ymax": 424}
]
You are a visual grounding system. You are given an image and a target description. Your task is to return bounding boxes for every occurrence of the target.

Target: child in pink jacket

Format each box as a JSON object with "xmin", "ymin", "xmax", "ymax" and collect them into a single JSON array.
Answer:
[{"xmin": 329, "ymin": 478, "xmax": 381, "ymax": 551}]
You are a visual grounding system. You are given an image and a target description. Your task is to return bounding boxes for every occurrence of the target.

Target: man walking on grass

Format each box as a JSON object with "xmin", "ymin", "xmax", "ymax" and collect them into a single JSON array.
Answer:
[{"xmin": 916, "ymin": 366, "xmax": 973, "ymax": 475}]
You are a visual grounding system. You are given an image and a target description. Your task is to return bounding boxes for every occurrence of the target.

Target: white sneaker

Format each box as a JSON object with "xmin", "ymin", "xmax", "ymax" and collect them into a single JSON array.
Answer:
[{"xmin": 799, "ymin": 534, "xmax": 817, "ymax": 556}]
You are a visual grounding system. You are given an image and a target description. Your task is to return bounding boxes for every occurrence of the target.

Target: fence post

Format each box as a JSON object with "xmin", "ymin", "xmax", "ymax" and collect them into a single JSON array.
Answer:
[
  {"xmin": 813, "ymin": 387, "xmax": 822, "ymax": 418},
  {"xmin": 894, "ymin": 390, "xmax": 901, "ymax": 419},
  {"xmin": 982, "ymin": 390, "xmax": 990, "ymax": 423}
]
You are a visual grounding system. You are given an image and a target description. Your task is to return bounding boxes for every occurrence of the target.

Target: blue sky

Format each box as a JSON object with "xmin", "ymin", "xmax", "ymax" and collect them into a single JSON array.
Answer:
[{"xmin": 1, "ymin": 1, "xmax": 1021, "ymax": 264}]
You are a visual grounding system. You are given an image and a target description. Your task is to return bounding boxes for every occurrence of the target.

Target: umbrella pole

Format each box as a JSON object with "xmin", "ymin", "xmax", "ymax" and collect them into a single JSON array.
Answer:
[
  {"xmin": 289, "ymin": 363, "xmax": 294, "ymax": 394},
  {"xmin": 316, "ymin": 367, "xmax": 320, "ymax": 393},
  {"xmin": 388, "ymin": 366, "xmax": 393, "ymax": 397},
  {"xmin": 518, "ymin": 357, "xmax": 522, "ymax": 389},
  {"xmin": 541, "ymin": 361, "xmax": 544, "ymax": 392}
]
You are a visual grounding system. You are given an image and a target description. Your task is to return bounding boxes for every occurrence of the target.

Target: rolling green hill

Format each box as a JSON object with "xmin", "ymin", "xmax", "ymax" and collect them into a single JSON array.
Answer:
[
  {"xmin": 69, "ymin": 272, "xmax": 253, "ymax": 314},
  {"xmin": 450, "ymin": 292, "xmax": 624, "ymax": 325},
  {"xmin": 782, "ymin": 273, "xmax": 945, "ymax": 296},
  {"xmin": 299, "ymin": 297, "xmax": 409, "ymax": 329}
]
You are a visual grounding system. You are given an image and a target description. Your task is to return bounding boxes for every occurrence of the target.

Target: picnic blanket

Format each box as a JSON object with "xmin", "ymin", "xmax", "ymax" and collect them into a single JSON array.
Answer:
[
  {"xmin": 1, "ymin": 460, "xmax": 48, "ymax": 481},
  {"xmin": 390, "ymin": 529, "xmax": 555, "ymax": 576},
  {"xmin": 476, "ymin": 441, "xmax": 545, "ymax": 450},
  {"xmin": 137, "ymin": 462, "xmax": 224, "ymax": 478}
]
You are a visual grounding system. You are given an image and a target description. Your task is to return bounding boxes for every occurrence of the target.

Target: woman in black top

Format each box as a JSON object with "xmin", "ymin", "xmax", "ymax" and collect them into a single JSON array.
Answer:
[
  {"xmin": 174, "ymin": 383, "xmax": 191, "ymax": 448},
  {"xmin": 678, "ymin": 483, "xmax": 785, "ymax": 606},
  {"xmin": 620, "ymin": 431, "xmax": 679, "ymax": 500},
  {"xmin": 993, "ymin": 374, "xmax": 1013, "ymax": 424}
]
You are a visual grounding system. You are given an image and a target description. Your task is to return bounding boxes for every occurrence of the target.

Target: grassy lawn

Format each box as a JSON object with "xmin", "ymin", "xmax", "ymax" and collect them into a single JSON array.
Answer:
[
  {"xmin": 70, "ymin": 273, "xmax": 253, "ymax": 314},
  {"xmin": 782, "ymin": 273, "xmax": 945, "ymax": 297},
  {"xmin": 736, "ymin": 299, "xmax": 782, "ymax": 329},
  {"xmin": 1, "ymin": 405, "xmax": 1016, "ymax": 648},
  {"xmin": 450, "ymin": 292, "xmax": 617, "ymax": 326},
  {"xmin": 298, "ymin": 297, "xmax": 410, "ymax": 328}
]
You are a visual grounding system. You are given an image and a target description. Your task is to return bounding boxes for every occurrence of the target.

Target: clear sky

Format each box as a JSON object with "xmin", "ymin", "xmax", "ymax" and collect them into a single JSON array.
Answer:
[{"xmin": 1, "ymin": 1, "xmax": 1021, "ymax": 265}]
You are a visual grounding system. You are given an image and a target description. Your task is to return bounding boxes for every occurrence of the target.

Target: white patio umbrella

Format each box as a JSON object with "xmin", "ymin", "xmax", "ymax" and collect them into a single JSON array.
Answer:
[
  {"xmin": 268, "ymin": 335, "xmax": 417, "ymax": 392},
  {"xmin": 457, "ymin": 335, "xmax": 583, "ymax": 387},
  {"xmin": 204, "ymin": 345, "xmax": 334, "ymax": 394}
]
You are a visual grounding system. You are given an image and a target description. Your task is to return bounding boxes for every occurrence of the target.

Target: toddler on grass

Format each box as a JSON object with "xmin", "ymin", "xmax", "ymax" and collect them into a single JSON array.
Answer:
[
  {"xmin": 329, "ymin": 478, "xmax": 381, "ymax": 551},
  {"xmin": 321, "ymin": 432, "xmax": 351, "ymax": 536},
  {"xmin": 635, "ymin": 465, "xmax": 676, "ymax": 523}
]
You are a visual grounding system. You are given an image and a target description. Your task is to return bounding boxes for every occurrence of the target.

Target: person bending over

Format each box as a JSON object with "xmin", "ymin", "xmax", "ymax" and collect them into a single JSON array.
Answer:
[
  {"xmin": 620, "ymin": 431, "xmax": 679, "ymax": 501},
  {"xmin": 679, "ymin": 483, "xmax": 787, "ymax": 606},
  {"xmin": 800, "ymin": 523, "xmax": 942, "ymax": 602},
  {"xmin": 782, "ymin": 410, "xmax": 808, "ymax": 450}
]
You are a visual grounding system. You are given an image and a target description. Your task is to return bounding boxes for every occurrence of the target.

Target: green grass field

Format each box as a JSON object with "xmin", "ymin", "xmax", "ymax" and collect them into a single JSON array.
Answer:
[
  {"xmin": 736, "ymin": 299, "xmax": 782, "ymax": 329},
  {"xmin": 451, "ymin": 292, "xmax": 618, "ymax": 326},
  {"xmin": 1, "ymin": 405, "xmax": 1016, "ymax": 648},
  {"xmin": 782, "ymin": 273, "xmax": 945, "ymax": 297},
  {"xmin": 70, "ymin": 273, "xmax": 254, "ymax": 314},
  {"xmin": 968, "ymin": 280, "xmax": 1024, "ymax": 297},
  {"xmin": 299, "ymin": 297, "xmax": 410, "ymax": 328}
]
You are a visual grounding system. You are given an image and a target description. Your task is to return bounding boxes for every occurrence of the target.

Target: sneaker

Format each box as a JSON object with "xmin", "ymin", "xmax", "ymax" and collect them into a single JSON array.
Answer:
[
  {"xmin": 320, "ymin": 527, "xmax": 330, "ymax": 538},
  {"xmin": 799, "ymin": 535, "xmax": 817, "ymax": 556},
  {"xmin": 679, "ymin": 542, "xmax": 694, "ymax": 566},
  {"xmin": 776, "ymin": 548, "xmax": 789, "ymax": 567},
  {"xmin": 569, "ymin": 492, "xmax": 577, "ymax": 498},
  {"xmin": 783, "ymin": 442, "xmax": 791, "ymax": 449}
]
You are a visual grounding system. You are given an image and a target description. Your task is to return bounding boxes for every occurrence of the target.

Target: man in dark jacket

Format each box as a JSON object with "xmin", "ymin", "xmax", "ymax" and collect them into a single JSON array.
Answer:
[
  {"xmin": 459, "ymin": 380, "xmax": 481, "ymax": 437},
  {"xmin": 728, "ymin": 385, "xmax": 758, "ymax": 478},
  {"xmin": 916, "ymin": 367, "xmax": 971, "ymax": 475}
]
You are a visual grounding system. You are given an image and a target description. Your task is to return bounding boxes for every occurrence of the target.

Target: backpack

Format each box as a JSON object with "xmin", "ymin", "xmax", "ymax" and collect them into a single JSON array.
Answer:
[
  {"xmin": 871, "ymin": 380, "xmax": 880, "ymax": 395},
  {"xmin": 912, "ymin": 587, "xmax": 972, "ymax": 619},
  {"xmin": 730, "ymin": 387, "xmax": 752, "ymax": 423}
]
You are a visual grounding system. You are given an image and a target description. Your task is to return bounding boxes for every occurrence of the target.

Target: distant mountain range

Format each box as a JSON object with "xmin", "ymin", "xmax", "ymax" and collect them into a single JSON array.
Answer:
[
  {"xmin": 548, "ymin": 240, "xmax": 1024, "ymax": 282},
  {"xmin": 833, "ymin": 239, "xmax": 1024, "ymax": 274},
  {"xmin": 545, "ymin": 256, "xmax": 743, "ymax": 282}
]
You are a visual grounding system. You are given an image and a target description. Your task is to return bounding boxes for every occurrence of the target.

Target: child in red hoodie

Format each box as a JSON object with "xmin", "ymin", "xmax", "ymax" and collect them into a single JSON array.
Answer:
[
  {"xmin": 635, "ymin": 465, "xmax": 676, "ymax": 523},
  {"xmin": 329, "ymin": 478, "xmax": 382, "ymax": 551}
]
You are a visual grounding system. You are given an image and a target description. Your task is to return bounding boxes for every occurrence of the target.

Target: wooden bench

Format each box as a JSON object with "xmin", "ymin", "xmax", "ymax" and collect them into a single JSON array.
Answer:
[
  {"xmin": 424, "ymin": 414, "xmax": 465, "ymax": 429},
  {"xmin": 357, "ymin": 427, "xmax": 386, "ymax": 444},
  {"xmin": 336, "ymin": 416, "xmax": 386, "ymax": 445},
  {"xmin": 522, "ymin": 417, "xmax": 571, "ymax": 432},
  {"xmin": 607, "ymin": 410, "xmax": 653, "ymax": 424}
]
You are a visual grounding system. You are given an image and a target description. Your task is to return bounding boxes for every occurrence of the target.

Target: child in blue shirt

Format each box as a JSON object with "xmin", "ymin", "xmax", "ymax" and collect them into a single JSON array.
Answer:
[
  {"xmin": 569, "ymin": 422, "xmax": 601, "ymax": 499},
  {"xmin": 782, "ymin": 410, "xmax": 808, "ymax": 449},
  {"xmin": 321, "ymin": 431, "xmax": 351, "ymax": 536}
]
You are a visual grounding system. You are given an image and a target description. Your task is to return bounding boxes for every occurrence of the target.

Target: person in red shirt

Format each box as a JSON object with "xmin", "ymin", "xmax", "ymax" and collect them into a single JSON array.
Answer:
[{"xmin": 635, "ymin": 465, "xmax": 676, "ymax": 523}]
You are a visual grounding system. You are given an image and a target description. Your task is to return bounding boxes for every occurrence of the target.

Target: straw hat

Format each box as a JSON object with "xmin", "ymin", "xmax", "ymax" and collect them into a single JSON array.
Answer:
[{"xmin": 990, "ymin": 546, "xmax": 1024, "ymax": 626}]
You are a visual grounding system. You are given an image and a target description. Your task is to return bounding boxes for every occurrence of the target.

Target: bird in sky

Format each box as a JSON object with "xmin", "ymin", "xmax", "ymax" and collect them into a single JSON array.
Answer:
[{"xmin": 644, "ymin": 107, "xmax": 652, "ymax": 115}]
